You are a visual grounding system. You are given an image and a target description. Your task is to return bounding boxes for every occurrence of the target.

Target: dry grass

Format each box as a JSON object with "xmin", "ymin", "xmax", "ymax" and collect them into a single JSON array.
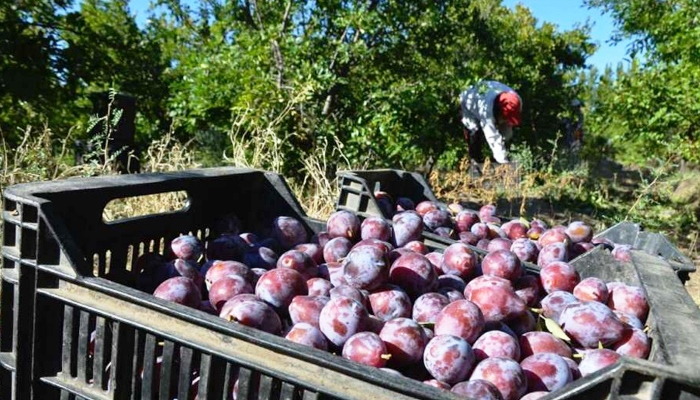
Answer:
[
  {"xmin": 431, "ymin": 158, "xmax": 523, "ymax": 206},
  {"xmin": 101, "ymin": 133, "xmax": 198, "ymax": 221}
]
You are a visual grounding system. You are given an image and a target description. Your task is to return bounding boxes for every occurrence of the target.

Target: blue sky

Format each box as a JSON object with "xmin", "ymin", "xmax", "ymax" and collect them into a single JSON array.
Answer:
[
  {"xmin": 126, "ymin": 0, "xmax": 632, "ymax": 71},
  {"xmin": 501, "ymin": 0, "xmax": 633, "ymax": 71}
]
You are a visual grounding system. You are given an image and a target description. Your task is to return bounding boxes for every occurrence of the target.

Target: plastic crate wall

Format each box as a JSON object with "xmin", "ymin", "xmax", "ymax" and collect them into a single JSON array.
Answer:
[{"xmin": 0, "ymin": 168, "xmax": 460, "ymax": 400}]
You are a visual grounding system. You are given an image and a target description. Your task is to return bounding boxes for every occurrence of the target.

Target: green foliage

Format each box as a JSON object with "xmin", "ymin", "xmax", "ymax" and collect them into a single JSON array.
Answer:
[
  {"xmin": 0, "ymin": 0, "xmax": 169, "ymax": 148},
  {"xmin": 146, "ymin": 0, "xmax": 593, "ymax": 176},
  {"xmin": 0, "ymin": 0, "xmax": 74, "ymax": 142},
  {"xmin": 583, "ymin": 0, "xmax": 700, "ymax": 164},
  {"xmin": 1, "ymin": 0, "xmax": 594, "ymax": 178}
]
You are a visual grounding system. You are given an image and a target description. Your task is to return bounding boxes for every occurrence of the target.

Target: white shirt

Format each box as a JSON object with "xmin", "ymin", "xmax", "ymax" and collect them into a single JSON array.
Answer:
[{"xmin": 460, "ymin": 81, "xmax": 520, "ymax": 163}]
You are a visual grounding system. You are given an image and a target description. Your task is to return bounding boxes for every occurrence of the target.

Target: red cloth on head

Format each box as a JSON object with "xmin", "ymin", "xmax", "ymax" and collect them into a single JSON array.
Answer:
[{"xmin": 497, "ymin": 91, "xmax": 522, "ymax": 126}]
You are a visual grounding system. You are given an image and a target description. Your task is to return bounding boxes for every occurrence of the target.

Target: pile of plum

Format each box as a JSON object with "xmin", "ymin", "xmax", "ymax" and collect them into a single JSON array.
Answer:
[{"xmin": 141, "ymin": 202, "xmax": 650, "ymax": 400}]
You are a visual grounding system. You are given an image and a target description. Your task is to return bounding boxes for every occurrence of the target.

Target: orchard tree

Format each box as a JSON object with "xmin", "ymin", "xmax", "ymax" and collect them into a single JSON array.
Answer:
[
  {"xmin": 585, "ymin": 0, "xmax": 700, "ymax": 163},
  {"xmin": 149, "ymin": 0, "xmax": 593, "ymax": 175},
  {"xmin": 60, "ymin": 0, "xmax": 170, "ymax": 145},
  {"xmin": 0, "ymin": 0, "xmax": 75, "ymax": 141}
]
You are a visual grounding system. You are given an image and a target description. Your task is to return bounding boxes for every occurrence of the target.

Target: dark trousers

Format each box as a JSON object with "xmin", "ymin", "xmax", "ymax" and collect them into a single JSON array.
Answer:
[{"xmin": 463, "ymin": 127, "xmax": 485, "ymax": 163}]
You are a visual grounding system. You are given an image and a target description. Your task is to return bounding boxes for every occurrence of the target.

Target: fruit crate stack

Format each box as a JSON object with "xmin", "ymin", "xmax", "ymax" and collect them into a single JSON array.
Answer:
[{"xmin": 1, "ymin": 167, "xmax": 699, "ymax": 400}]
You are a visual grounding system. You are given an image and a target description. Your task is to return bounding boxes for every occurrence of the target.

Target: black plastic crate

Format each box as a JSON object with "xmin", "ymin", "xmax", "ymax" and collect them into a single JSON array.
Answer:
[
  {"xmin": 335, "ymin": 169, "xmax": 697, "ymax": 277},
  {"xmin": 336, "ymin": 169, "xmax": 443, "ymax": 220},
  {"xmin": 2, "ymin": 167, "xmax": 700, "ymax": 400},
  {"xmin": 594, "ymin": 221, "xmax": 696, "ymax": 281},
  {"xmin": 0, "ymin": 168, "xmax": 458, "ymax": 400}
]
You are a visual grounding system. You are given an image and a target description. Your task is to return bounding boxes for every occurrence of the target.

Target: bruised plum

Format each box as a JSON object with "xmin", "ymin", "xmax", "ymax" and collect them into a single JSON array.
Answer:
[
  {"xmin": 307, "ymin": 277, "xmax": 332, "ymax": 297},
  {"xmin": 607, "ymin": 283, "xmax": 649, "ymax": 322},
  {"xmin": 455, "ymin": 210, "xmax": 480, "ymax": 233},
  {"xmin": 403, "ymin": 240, "xmax": 428, "ymax": 255},
  {"xmin": 537, "ymin": 242, "xmax": 569, "ymax": 267},
  {"xmin": 208, "ymin": 275, "xmax": 253, "ymax": 312},
  {"xmin": 171, "ymin": 234, "xmax": 203, "ymax": 261},
  {"xmin": 486, "ymin": 238, "xmax": 512, "ymax": 253},
  {"xmin": 434, "ymin": 300, "xmax": 485, "ymax": 344},
  {"xmin": 323, "ymin": 236, "xmax": 352, "ymax": 262},
  {"xmin": 368, "ymin": 285, "xmax": 412, "ymax": 321},
  {"xmin": 510, "ymin": 238, "xmax": 538, "ymax": 263},
  {"xmin": 472, "ymin": 330, "xmax": 520, "ymax": 361},
  {"xmin": 578, "ymin": 349, "xmax": 621, "ymax": 376},
  {"xmin": 481, "ymin": 250, "xmax": 523, "ymax": 283},
  {"xmin": 288, "ymin": 295, "xmax": 330, "ymax": 328},
  {"xmin": 220, "ymin": 298, "xmax": 281, "ymax": 335},
  {"xmin": 361, "ymin": 216, "xmax": 393, "ymax": 242},
  {"xmin": 538, "ymin": 229, "xmax": 571, "ymax": 248},
  {"xmin": 470, "ymin": 357, "xmax": 527, "ymax": 400},
  {"xmin": 379, "ymin": 317, "xmax": 428, "ymax": 368},
  {"xmin": 272, "ymin": 216, "xmax": 308, "ymax": 250},
  {"xmin": 295, "ymin": 243, "xmax": 324, "ymax": 265},
  {"xmin": 519, "ymin": 331, "xmax": 573, "ymax": 359},
  {"xmin": 464, "ymin": 275, "xmax": 513, "ymax": 299},
  {"xmin": 342, "ymin": 331, "xmax": 390, "ymax": 368},
  {"xmin": 255, "ymin": 268, "xmax": 307, "ymax": 310},
  {"xmin": 285, "ymin": 322, "xmax": 328, "ymax": 350},
  {"xmin": 423, "ymin": 209, "xmax": 452, "ymax": 231},
  {"xmin": 423, "ymin": 335, "xmax": 476, "ymax": 384},
  {"xmin": 392, "ymin": 211, "xmax": 424, "ymax": 247},
  {"xmin": 277, "ymin": 249, "xmax": 318, "ymax": 280},
  {"xmin": 415, "ymin": 201, "xmax": 440, "ymax": 216},
  {"xmin": 479, "ymin": 204, "xmax": 497, "ymax": 221},
  {"xmin": 573, "ymin": 277, "xmax": 609, "ymax": 303},
  {"xmin": 541, "ymin": 291, "xmax": 579, "ymax": 323},
  {"xmin": 342, "ymin": 245, "xmax": 390, "ymax": 291},
  {"xmin": 613, "ymin": 328, "xmax": 650, "ymax": 359},
  {"xmin": 540, "ymin": 261, "xmax": 580, "ymax": 293},
  {"xmin": 327, "ymin": 210, "xmax": 361, "ymax": 241},
  {"xmin": 467, "ymin": 283, "xmax": 527, "ymax": 324},
  {"xmin": 204, "ymin": 260, "xmax": 252, "ymax": 291},
  {"xmin": 412, "ymin": 292, "xmax": 450, "ymax": 323},
  {"xmin": 559, "ymin": 301, "xmax": 626, "ymax": 348},
  {"xmin": 319, "ymin": 296, "xmax": 368, "ymax": 348},
  {"xmin": 330, "ymin": 284, "xmax": 367, "ymax": 306},
  {"xmin": 153, "ymin": 277, "xmax": 202, "ymax": 309},
  {"xmin": 501, "ymin": 220, "xmax": 529, "ymax": 240},
  {"xmin": 520, "ymin": 353, "xmax": 572, "ymax": 392},
  {"xmin": 440, "ymin": 243, "xmax": 478, "ymax": 280},
  {"xmin": 389, "ymin": 252, "xmax": 438, "ymax": 298}
]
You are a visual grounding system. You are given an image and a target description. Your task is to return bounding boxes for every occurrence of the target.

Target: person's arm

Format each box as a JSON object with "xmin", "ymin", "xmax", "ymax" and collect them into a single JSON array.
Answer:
[
  {"xmin": 481, "ymin": 119, "xmax": 509, "ymax": 163},
  {"xmin": 501, "ymin": 124, "xmax": 513, "ymax": 141}
]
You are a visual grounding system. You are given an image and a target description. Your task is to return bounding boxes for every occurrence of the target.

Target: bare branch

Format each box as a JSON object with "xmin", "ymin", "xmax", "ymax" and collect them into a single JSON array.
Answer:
[
  {"xmin": 250, "ymin": 0, "xmax": 264, "ymax": 30},
  {"xmin": 281, "ymin": 0, "xmax": 292, "ymax": 32},
  {"xmin": 242, "ymin": 0, "xmax": 257, "ymax": 28}
]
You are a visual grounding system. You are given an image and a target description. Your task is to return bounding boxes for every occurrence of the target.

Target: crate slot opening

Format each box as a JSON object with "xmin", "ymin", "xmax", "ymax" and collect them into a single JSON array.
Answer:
[
  {"xmin": 619, "ymin": 370, "xmax": 657, "ymax": 397},
  {"xmin": 102, "ymin": 191, "xmax": 190, "ymax": 223},
  {"xmin": 22, "ymin": 204, "xmax": 38, "ymax": 224},
  {"xmin": 3, "ymin": 223, "xmax": 16, "ymax": 247}
]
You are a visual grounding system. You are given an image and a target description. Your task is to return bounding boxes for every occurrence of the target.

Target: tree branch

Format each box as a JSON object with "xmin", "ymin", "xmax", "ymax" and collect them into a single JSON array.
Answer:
[{"xmin": 242, "ymin": 0, "xmax": 257, "ymax": 29}]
